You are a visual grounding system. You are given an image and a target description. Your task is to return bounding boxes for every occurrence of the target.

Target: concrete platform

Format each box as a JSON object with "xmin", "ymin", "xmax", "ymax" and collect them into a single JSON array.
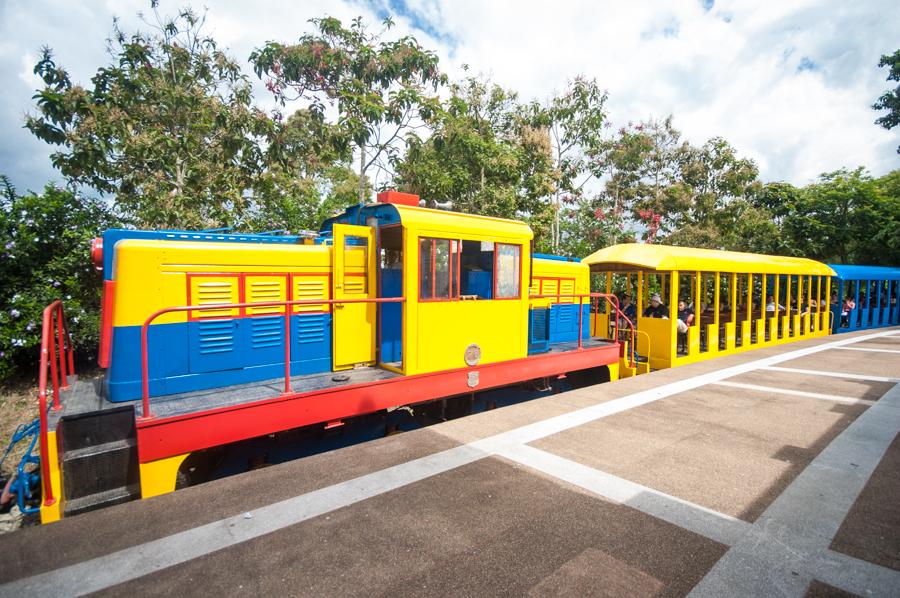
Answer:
[{"xmin": 1, "ymin": 327, "xmax": 898, "ymax": 597}]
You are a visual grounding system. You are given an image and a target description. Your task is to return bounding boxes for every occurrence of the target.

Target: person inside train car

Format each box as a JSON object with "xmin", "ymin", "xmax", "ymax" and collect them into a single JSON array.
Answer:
[
  {"xmin": 643, "ymin": 293, "xmax": 668, "ymax": 318},
  {"xmin": 617, "ymin": 294, "xmax": 637, "ymax": 325},
  {"xmin": 841, "ymin": 295, "xmax": 856, "ymax": 327},
  {"xmin": 765, "ymin": 295, "xmax": 784, "ymax": 314},
  {"xmin": 676, "ymin": 299, "xmax": 694, "ymax": 353},
  {"xmin": 676, "ymin": 300, "xmax": 694, "ymax": 332}
]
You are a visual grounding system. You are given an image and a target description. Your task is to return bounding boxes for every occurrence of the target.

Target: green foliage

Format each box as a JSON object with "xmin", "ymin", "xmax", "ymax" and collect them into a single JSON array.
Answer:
[
  {"xmin": 873, "ymin": 49, "xmax": 900, "ymax": 152},
  {"xmin": 0, "ymin": 183, "xmax": 119, "ymax": 382},
  {"xmin": 251, "ymin": 15, "xmax": 446, "ymax": 200},
  {"xmin": 392, "ymin": 75, "xmax": 556, "ymax": 239},
  {"xmin": 545, "ymin": 77, "xmax": 609, "ymax": 250},
  {"xmin": 25, "ymin": 7, "xmax": 280, "ymax": 229}
]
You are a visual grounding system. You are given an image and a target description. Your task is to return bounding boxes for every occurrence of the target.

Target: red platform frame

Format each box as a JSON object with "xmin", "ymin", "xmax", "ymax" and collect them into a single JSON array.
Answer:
[{"xmin": 134, "ymin": 341, "xmax": 619, "ymax": 463}]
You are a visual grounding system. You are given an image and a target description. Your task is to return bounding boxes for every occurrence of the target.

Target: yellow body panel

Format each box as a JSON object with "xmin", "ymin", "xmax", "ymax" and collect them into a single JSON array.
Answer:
[
  {"xmin": 399, "ymin": 207, "xmax": 533, "ymax": 375},
  {"xmin": 416, "ymin": 300, "xmax": 527, "ymax": 370},
  {"xmin": 112, "ymin": 240, "xmax": 367, "ymax": 327},
  {"xmin": 140, "ymin": 453, "xmax": 190, "ymax": 499},
  {"xmin": 530, "ymin": 259, "xmax": 590, "ymax": 308},
  {"xmin": 39, "ymin": 430, "xmax": 63, "ymax": 524}
]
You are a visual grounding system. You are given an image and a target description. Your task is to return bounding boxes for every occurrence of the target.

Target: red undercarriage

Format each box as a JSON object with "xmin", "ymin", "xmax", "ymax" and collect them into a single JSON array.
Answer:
[{"xmin": 135, "ymin": 342, "xmax": 620, "ymax": 463}]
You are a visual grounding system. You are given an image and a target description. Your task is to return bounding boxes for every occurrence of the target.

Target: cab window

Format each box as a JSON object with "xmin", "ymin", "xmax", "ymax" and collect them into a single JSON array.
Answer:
[
  {"xmin": 495, "ymin": 243, "xmax": 521, "ymax": 299},
  {"xmin": 419, "ymin": 238, "xmax": 458, "ymax": 300}
]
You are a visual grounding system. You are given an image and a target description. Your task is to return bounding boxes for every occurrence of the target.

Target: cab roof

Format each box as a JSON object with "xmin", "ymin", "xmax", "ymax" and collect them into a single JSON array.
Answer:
[
  {"xmin": 322, "ymin": 202, "xmax": 533, "ymax": 242},
  {"xmin": 583, "ymin": 243, "xmax": 836, "ymax": 276}
]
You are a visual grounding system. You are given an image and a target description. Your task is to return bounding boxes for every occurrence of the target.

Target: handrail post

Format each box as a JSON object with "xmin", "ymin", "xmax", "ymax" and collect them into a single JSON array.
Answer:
[
  {"xmin": 56, "ymin": 304, "xmax": 69, "ymax": 389},
  {"xmin": 48, "ymin": 317, "xmax": 61, "ymax": 411},
  {"xmin": 577, "ymin": 296, "xmax": 584, "ymax": 349},
  {"xmin": 283, "ymin": 308, "xmax": 292, "ymax": 395},
  {"xmin": 139, "ymin": 320, "xmax": 153, "ymax": 420},
  {"xmin": 37, "ymin": 387, "xmax": 55, "ymax": 507},
  {"xmin": 38, "ymin": 303, "xmax": 57, "ymax": 506}
]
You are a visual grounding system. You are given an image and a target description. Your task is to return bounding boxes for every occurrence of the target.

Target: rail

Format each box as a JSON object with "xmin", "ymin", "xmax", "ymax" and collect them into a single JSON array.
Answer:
[
  {"xmin": 37, "ymin": 300, "xmax": 76, "ymax": 508},
  {"xmin": 530, "ymin": 293, "xmax": 637, "ymax": 368},
  {"xmin": 139, "ymin": 297, "xmax": 405, "ymax": 420}
]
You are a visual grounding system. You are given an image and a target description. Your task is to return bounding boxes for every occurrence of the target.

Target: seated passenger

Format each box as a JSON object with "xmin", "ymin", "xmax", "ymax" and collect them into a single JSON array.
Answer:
[
  {"xmin": 676, "ymin": 299, "xmax": 694, "ymax": 334},
  {"xmin": 841, "ymin": 296, "xmax": 856, "ymax": 327},
  {"xmin": 617, "ymin": 294, "xmax": 637, "ymax": 324},
  {"xmin": 643, "ymin": 293, "xmax": 668, "ymax": 318},
  {"xmin": 765, "ymin": 295, "xmax": 784, "ymax": 313}
]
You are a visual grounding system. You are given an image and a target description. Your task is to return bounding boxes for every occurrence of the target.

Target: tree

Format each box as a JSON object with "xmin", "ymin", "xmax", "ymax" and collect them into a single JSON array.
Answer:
[
  {"xmin": 873, "ymin": 49, "xmax": 900, "ymax": 153},
  {"xmin": 251, "ymin": 16, "xmax": 445, "ymax": 202},
  {"xmin": 392, "ymin": 75, "xmax": 556, "ymax": 240},
  {"xmin": 781, "ymin": 168, "xmax": 897, "ymax": 264},
  {"xmin": 0, "ymin": 182, "xmax": 119, "ymax": 380},
  {"xmin": 25, "ymin": 6, "xmax": 290, "ymax": 229},
  {"xmin": 544, "ymin": 77, "xmax": 609, "ymax": 251}
]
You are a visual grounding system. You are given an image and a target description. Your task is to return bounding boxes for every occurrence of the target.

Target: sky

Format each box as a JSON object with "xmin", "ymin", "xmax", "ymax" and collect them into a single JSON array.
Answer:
[{"xmin": 1, "ymin": 0, "xmax": 898, "ymax": 195}]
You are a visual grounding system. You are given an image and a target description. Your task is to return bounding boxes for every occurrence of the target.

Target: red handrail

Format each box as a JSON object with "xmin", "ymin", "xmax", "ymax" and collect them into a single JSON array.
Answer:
[
  {"xmin": 530, "ymin": 292, "xmax": 637, "ymax": 367},
  {"xmin": 38, "ymin": 300, "xmax": 76, "ymax": 508},
  {"xmin": 139, "ymin": 297, "xmax": 405, "ymax": 420}
]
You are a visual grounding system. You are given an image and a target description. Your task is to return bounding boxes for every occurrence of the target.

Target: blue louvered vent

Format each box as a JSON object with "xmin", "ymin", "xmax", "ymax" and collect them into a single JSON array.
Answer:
[
  {"xmin": 251, "ymin": 316, "xmax": 283, "ymax": 349},
  {"xmin": 297, "ymin": 314, "xmax": 327, "ymax": 344},
  {"xmin": 558, "ymin": 304, "xmax": 573, "ymax": 328},
  {"xmin": 197, "ymin": 320, "xmax": 235, "ymax": 354},
  {"xmin": 532, "ymin": 308, "xmax": 549, "ymax": 342}
]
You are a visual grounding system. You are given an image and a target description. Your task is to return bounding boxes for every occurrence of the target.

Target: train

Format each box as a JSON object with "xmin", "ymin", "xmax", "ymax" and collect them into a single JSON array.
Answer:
[{"xmin": 3, "ymin": 190, "xmax": 899, "ymax": 524}]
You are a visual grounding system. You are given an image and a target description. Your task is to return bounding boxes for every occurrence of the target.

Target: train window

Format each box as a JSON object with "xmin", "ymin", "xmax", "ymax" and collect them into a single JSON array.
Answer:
[
  {"xmin": 419, "ymin": 237, "xmax": 459, "ymax": 300},
  {"xmin": 460, "ymin": 240, "xmax": 494, "ymax": 299},
  {"xmin": 495, "ymin": 244, "xmax": 521, "ymax": 299}
]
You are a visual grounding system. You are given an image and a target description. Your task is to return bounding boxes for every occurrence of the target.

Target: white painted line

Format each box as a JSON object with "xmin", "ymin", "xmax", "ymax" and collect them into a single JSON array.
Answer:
[
  {"xmin": 4, "ymin": 328, "xmax": 899, "ymax": 597},
  {"xmin": 711, "ymin": 381, "xmax": 876, "ymax": 406},
  {"xmin": 688, "ymin": 383, "xmax": 900, "ymax": 598},
  {"xmin": 497, "ymin": 443, "xmax": 750, "ymax": 547},
  {"xmin": 833, "ymin": 346, "xmax": 900, "ymax": 354},
  {"xmin": 761, "ymin": 366, "xmax": 900, "ymax": 383}
]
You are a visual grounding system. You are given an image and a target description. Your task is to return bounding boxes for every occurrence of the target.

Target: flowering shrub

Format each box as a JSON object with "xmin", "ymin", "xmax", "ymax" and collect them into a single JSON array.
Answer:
[{"xmin": 0, "ymin": 180, "xmax": 118, "ymax": 382}]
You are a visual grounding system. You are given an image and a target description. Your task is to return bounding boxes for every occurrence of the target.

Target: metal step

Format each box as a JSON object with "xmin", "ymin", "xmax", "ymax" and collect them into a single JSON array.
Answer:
[
  {"xmin": 63, "ymin": 484, "xmax": 141, "ymax": 517},
  {"xmin": 62, "ymin": 437, "xmax": 139, "ymax": 500},
  {"xmin": 59, "ymin": 406, "xmax": 135, "ymax": 452}
]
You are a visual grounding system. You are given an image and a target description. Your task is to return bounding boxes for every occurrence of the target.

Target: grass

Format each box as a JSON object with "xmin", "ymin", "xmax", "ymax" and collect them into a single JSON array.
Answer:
[{"xmin": 0, "ymin": 378, "xmax": 39, "ymax": 477}]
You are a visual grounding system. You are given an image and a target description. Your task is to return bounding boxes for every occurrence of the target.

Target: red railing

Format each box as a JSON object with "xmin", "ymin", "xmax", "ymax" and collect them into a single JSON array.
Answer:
[
  {"xmin": 530, "ymin": 292, "xmax": 637, "ymax": 367},
  {"xmin": 38, "ymin": 300, "xmax": 76, "ymax": 508},
  {"xmin": 139, "ymin": 297, "xmax": 405, "ymax": 420}
]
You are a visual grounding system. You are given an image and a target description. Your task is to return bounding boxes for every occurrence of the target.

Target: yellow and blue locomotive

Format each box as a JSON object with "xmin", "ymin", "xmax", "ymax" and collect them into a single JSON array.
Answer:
[{"xmin": 34, "ymin": 191, "xmax": 620, "ymax": 523}]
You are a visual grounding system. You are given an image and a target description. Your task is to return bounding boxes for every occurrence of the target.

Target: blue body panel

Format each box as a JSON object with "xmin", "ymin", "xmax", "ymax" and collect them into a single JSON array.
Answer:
[
  {"xmin": 106, "ymin": 313, "xmax": 333, "ymax": 402},
  {"xmin": 527, "ymin": 304, "xmax": 591, "ymax": 355},
  {"xmin": 532, "ymin": 253, "xmax": 580, "ymax": 262},
  {"xmin": 828, "ymin": 265, "xmax": 900, "ymax": 334}
]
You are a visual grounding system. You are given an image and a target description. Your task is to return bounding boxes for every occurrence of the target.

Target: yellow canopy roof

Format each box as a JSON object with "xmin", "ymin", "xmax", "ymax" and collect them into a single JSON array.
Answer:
[{"xmin": 582, "ymin": 243, "xmax": 836, "ymax": 276}]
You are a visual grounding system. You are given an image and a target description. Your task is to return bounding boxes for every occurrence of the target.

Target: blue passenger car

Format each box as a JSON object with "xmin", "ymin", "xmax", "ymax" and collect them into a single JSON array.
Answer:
[{"xmin": 829, "ymin": 265, "xmax": 900, "ymax": 333}]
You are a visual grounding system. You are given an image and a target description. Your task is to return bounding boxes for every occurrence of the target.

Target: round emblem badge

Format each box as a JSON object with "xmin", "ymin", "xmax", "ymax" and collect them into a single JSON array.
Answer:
[{"xmin": 464, "ymin": 344, "xmax": 481, "ymax": 366}]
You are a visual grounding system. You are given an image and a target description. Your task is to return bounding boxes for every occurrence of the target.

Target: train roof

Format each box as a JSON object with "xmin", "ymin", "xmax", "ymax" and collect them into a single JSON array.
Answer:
[
  {"xmin": 320, "ymin": 202, "xmax": 533, "ymax": 242},
  {"xmin": 828, "ymin": 264, "xmax": 900, "ymax": 280},
  {"xmin": 582, "ymin": 243, "xmax": 836, "ymax": 276}
]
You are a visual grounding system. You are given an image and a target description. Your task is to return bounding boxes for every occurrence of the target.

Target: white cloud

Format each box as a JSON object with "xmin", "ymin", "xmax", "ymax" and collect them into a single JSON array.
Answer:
[{"xmin": 0, "ymin": 0, "xmax": 897, "ymax": 194}]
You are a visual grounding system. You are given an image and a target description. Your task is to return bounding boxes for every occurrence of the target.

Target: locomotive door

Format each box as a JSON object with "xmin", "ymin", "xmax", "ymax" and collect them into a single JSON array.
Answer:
[{"xmin": 332, "ymin": 224, "xmax": 377, "ymax": 370}]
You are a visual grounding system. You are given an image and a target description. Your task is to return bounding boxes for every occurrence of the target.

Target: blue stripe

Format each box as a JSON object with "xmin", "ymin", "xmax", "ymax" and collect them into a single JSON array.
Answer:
[{"xmin": 106, "ymin": 314, "xmax": 333, "ymax": 402}]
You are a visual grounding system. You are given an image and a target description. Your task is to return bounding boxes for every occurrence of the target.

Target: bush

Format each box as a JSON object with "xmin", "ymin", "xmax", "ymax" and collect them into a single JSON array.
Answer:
[{"xmin": 0, "ymin": 179, "xmax": 119, "ymax": 382}]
